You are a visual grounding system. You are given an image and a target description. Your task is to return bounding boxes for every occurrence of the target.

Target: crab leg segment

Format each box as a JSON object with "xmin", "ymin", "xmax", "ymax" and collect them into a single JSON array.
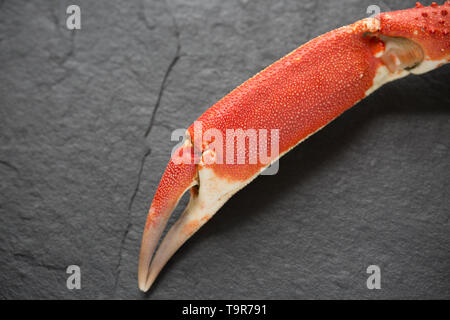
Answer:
[{"xmin": 139, "ymin": 2, "xmax": 449, "ymax": 292}]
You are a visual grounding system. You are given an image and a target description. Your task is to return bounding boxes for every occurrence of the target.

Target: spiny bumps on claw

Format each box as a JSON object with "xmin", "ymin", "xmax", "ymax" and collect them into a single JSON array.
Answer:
[
  {"xmin": 416, "ymin": 1, "xmax": 450, "ymax": 9},
  {"xmin": 380, "ymin": 1, "xmax": 449, "ymax": 60},
  {"xmin": 414, "ymin": 1, "xmax": 449, "ymax": 19}
]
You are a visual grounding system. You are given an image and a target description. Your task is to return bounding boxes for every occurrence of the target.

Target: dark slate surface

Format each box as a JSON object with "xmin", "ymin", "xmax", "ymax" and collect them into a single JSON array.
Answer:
[{"xmin": 0, "ymin": 0, "xmax": 449, "ymax": 299}]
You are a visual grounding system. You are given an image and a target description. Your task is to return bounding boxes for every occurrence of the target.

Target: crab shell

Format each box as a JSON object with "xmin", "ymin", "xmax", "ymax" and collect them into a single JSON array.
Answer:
[{"xmin": 138, "ymin": 2, "xmax": 450, "ymax": 292}]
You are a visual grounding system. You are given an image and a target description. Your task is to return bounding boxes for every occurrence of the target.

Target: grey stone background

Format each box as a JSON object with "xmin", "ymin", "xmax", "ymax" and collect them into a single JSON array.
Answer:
[{"xmin": 0, "ymin": 0, "xmax": 448, "ymax": 299}]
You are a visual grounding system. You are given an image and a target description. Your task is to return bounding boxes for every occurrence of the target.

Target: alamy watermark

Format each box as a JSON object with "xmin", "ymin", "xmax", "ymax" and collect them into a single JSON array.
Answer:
[
  {"xmin": 66, "ymin": 5, "xmax": 81, "ymax": 30},
  {"xmin": 170, "ymin": 121, "xmax": 280, "ymax": 175},
  {"xmin": 366, "ymin": 265, "xmax": 381, "ymax": 290},
  {"xmin": 66, "ymin": 265, "xmax": 81, "ymax": 290}
]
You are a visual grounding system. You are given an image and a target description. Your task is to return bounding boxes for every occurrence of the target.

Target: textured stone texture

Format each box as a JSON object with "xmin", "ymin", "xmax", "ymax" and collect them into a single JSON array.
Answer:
[{"xmin": 0, "ymin": 0, "xmax": 449, "ymax": 299}]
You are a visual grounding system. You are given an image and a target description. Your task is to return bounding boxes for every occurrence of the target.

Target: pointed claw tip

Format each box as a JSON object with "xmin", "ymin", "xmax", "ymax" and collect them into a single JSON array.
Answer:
[
  {"xmin": 138, "ymin": 274, "xmax": 148, "ymax": 292},
  {"xmin": 138, "ymin": 283, "xmax": 149, "ymax": 292},
  {"xmin": 138, "ymin": 254, "xmax": 151, "ymax": 292},
  {"xmin": 138, "ymin": 270, "xmax": 153, "ymax": 292},
  {"xmin": 138, "ymin": 274, "xmax": 156, "ymax": 293}
]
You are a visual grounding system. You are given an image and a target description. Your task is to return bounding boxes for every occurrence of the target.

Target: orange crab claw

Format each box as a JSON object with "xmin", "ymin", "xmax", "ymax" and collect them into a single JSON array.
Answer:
[
  {"xmin": 138, "ymin": 2, "xmax": 449, "ymax": 292},
  {"xmin": 138, "ymin": 143, "xmax": 198, "ymax": 291}
]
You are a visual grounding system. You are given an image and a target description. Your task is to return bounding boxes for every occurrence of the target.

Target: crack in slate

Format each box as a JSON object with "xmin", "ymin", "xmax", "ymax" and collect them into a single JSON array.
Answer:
[
  {"xmin": 13, "ymin": 253, "xmax": 66, "ymax": 272},
  {"xmin": 113, "ymin": 147, "xmax": 150, "ymax": 294},
  {"xmin": 56, "ymin": 32, "xmax": 76, "ymax": 66},
  {"xmin": 113, "ymin": 0, "xmax": 182, "ymax": 294},
  {"xmin": 128, "ymin": 148, "xmax": 152, "ymax": 212},
  {"xmin": 144, "ymin": 6, "xmax": 181, "ymax": 138},
  {"xmin": 0, "ymin": 160, "xmax": 20, "ymax": 176}
]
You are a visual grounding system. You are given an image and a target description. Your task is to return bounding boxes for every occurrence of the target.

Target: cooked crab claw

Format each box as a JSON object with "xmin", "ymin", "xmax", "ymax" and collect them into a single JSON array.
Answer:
[
  {"xmin": 138, "ymin": 143, "xmax": 198, "ymax": 291},
  {"xmin": 138, "ymin": 138, "xmax": 254, "ymax": 291},
  {"xmin": 139, "ymin": 2, "xmax": 449, "ymax": 292}
]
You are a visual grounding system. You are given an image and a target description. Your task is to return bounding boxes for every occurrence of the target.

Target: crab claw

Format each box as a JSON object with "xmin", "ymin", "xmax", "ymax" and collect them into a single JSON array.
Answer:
[
  {"xmin": 138, "ymin": 143, "xmax": 198, "ymax": 292},
  {"xmin": 138, "ymin": 139, "xmax": 251, "ymax": 292},
  {"xmin": 139, "ymin": 2, "xmax": 450, "ymax": 292}
]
